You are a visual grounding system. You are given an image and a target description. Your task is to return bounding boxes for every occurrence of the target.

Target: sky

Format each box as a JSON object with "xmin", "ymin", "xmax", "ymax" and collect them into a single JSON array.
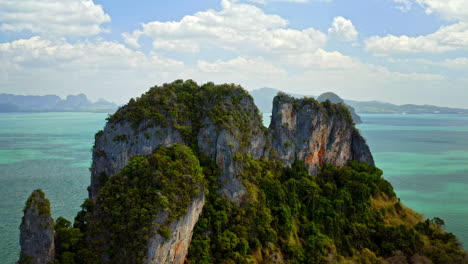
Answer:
[{"xmin": 0, "ymin": 0, "xmax": 467, "ymax": 107}]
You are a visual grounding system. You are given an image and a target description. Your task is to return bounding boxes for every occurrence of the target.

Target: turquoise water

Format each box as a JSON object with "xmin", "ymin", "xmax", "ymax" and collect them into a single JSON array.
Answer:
[
  {"xmin": 0, "ymin": 113, "xmax": 107, "ymax": 264},
  {"xmin": 358, "ymin": 114, "xmax": 468, "ymax": 249},
  {"xmin": 1, "ymin": 113, "xmax": 467, "ymax": 263}
]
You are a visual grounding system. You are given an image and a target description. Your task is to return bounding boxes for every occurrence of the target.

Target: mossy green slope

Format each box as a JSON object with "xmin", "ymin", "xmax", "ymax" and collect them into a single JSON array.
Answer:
[{"xmin": 188, "ymin": 157, "xmax": 467, "ymax": 263}]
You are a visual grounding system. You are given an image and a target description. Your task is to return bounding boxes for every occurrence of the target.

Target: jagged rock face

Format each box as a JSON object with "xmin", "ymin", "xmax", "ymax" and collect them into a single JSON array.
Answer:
[
  {"xmin": 197, "ymin": 95, "xmax": 267, "ymax": 202},
  {"xmin": 18, "ymin": 190, "xmax": 54, "ymax": 264},
  {"xmin": 92, "ymin": 85, "xmax": 267, "ymax": 203},
  {"xmin": 90, "ymin": 118, "xmax": 185, "ymax": 200},
  {"xmin": 270, "ymin": 94, "xmax": 374, "ymax": 175},
  {"xmin": 88, "ymin": 82, "xmax": 267, "ymax": 264},
  {"xmin": 146, "ymin": 193, "xmax": 205, "ymax": 264},
  {"xmin": 88, "ymin": 82, "xmax": 373, "ymax": 264}
]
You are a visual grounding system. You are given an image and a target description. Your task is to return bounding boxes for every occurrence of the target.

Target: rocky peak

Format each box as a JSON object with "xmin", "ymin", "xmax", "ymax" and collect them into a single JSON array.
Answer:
[
  {"xmin": 91, "ymin": 80, "xmax": 267, "ymax": 203},
  {"xmin": 88, "ymin": 80, "xmax": 268, "ymax": 263},
  {"xmin": 270, "ymin": 93, "xmax": 373, "ymax": 175},
  {"xmin": 18, "ymin": 189, "xmax": 55, "ymax": 264}
]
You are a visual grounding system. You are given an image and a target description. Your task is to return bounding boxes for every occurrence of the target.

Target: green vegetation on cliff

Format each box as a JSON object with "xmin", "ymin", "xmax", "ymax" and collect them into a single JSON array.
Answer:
[
  {"xmin": 188, "ymin": 157, "xmax": 466, "ymax": 263},
  {"xmin": 53, "ymin": 144, "xmax": 205, "ymax": 264},
  {"xmin": 275, "ymin": 92, "xmax": 355, "ymax": 125},
  {"xmin": 29, "ymin": 80, "xmax": 466, "ymax": 264},
  {"xmin": 90, "ymin": 144, "xmax": 204, "ymax": 263},
  {"xmin": 23, "ymin": 189, "xmax": 52, "ymax": 218},
  {"xmin": 106, "ymin": 80, "xmax": 263, "ymax": 143}
]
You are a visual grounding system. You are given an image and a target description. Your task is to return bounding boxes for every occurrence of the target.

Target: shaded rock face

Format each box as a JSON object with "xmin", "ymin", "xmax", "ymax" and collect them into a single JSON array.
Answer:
[
  {"xmin": 196, "ymin": 95, "xmax": 267, "ymax": 202},
  {"xmin": 18, "ymin": 190, "xmax": 54, "ymax": 264},
  {"xmin": 90, "ymin": 118, "xmax": 185, "ymax": 200},
  {"xmin": 270, "ymin": 94, "xmax": 374, "ymax": 175},
  {"xmin": 146, "ymin": 193, "xmax": 205, "ymax": 264}
]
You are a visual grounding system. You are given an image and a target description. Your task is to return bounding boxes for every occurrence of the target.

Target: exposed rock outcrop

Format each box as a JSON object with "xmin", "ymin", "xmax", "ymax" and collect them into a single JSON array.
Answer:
[
  {"xmin": 90, "ymin": 118, "xmax": 185, "ymax": 200},
  {"xmin": 270, "ymin": 93, "xmax": 373, "ymax": 175},
  {"xmin": 89, "ymin": 83, "xmax": 374, "ymax": 264},
  {"xmin": 92, "ymin": 83, "xmax": 268, "ymax": 204},
  {"xmin": 89, "ymin": 82, "xmax": 268, "ymax": 263},
  {"xmin": 196, "ymin": 94, "xmax": 267, "ymax": 202},
  {"xmin": 18, "ymin": 190, "xmax": 54, "ymax": 264},
  {"xmin": 146, "ymin": 193, "xmax": 205, "ymax": 264},
  {"xmin": 17, "ymin": 81, "xmax": 377, "ymax": 264}
]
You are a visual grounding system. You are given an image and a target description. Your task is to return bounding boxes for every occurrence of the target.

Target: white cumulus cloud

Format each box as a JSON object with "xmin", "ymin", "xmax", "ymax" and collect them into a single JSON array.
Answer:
[
  {"xmin": 123, "ymin": 0, "xmax": 327, "ymax": 55},
  {"xmin": 198, "ymin": 57, "xmax": 287, "ymax": 76},
  {"xmin": 328, "ymin": 16, "xmax": 358, "ymax": 42},
  {"xmin": 1, "ymin": 0, "xmax": 463, "ymax": 107},
  {"xmin": 0, "ymin": 37, "xmax": 186, "ymax": 102},
  {"xmin": 416, "ymin": 0, "xmax": 468, "ymax": 21},
  {"xmin": 0, "ymin": 0, "xmax": 111, "ymax": 37},
  {"xmin": 365, "ymin": 22, "xmax": 468, "ymax": 54}
]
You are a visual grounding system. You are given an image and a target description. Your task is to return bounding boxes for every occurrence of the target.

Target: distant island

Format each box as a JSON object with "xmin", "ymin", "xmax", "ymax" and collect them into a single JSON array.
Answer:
[
  {"xmin": 252, "ymin": 88, "xmax": 362, "ymax": 124},
  {"xmin": 0, "ymin": 93, "xmax": 118, "ymax": 113},
  {"xmin": 251, "ymin": 87, "xmax": 468, "ymax": 115},
  {"xmin": 346, "ymin": 100, "xmax": 468, "ymax": 114}
]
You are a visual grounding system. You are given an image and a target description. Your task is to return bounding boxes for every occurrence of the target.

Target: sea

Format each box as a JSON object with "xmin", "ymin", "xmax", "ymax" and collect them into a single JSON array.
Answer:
[{"xmin": 1, "ymin": 112, "xmax": 467, "ymax": 263}]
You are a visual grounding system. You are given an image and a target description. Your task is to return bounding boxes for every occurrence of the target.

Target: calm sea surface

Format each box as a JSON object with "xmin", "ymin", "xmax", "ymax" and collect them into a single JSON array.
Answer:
[
  {"xmin": 1, "ymin": 112, "xmax": 467, "ymax": 263},
  {"xmin": 0, "ymin": 113, "xmax": 107, "ymax": 264},
  {"xmin": 358, "ymin": 114, "xmax": 468, "ymax": 250}
]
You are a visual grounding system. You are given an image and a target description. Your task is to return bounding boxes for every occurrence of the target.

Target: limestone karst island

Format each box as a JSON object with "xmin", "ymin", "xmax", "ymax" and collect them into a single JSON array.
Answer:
[{"xmin": 17, "ymin": 80, "xmax": 468, "ymax": 264}]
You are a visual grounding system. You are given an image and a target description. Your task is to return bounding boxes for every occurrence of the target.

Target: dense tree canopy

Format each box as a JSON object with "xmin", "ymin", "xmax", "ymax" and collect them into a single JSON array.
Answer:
[{"xmin": 50, "ymin": 80, "xmax": 466, "ymax": 264}]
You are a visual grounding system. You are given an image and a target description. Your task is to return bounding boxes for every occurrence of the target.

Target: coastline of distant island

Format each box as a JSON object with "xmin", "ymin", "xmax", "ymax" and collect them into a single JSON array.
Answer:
[
  {"xmin": 0, "ymin": 93, "xmax": 118, "ymax": 113},
  {"xmin": 3, "ymin": 89, "xmax": 468, "ymax": 115},
  {"xmin": 251, "ymin": 87, "xmax": 468, "ymax": 115}
]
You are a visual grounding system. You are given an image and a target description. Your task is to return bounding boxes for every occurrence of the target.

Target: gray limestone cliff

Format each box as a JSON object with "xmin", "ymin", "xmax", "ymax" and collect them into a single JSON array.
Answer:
[
  {"xmin": 17, "ymin": 81, "xmax": 376, "ymax": 264},
  {"xmin": 91, "ymin": 86, "xmax": 267, "ymax": 203},
  {"xmin": 270, "ymin": 93, "xmax": 373, "ymax": 175},
  {"xmin": 146, "ymin": 193, "xmax": 205, "ymax": 264},
  {"xmin": 89, "ymin": 82, "xmax": 268, "ymax": 263},
  {"xmin": 196, "ymin": 94, "xmax": 267, "ymax": 202},
  {"xmin": 88, "ymin": 83, "xmax": 373, "ymax": 264},
  {"xmin": 90, "ymin": 118, "xmax": 186, "ymax": 200},
  {"xmin": 18, "ymin": 190, "xmax": 55, "ymax": 264}
]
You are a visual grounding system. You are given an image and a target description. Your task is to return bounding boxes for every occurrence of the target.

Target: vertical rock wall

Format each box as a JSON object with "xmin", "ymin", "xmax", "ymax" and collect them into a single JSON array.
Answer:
[
  {"xmin": 270, "ymin": 93, "xmax": 374, "ymax": 175},
  {"xmin": 18, "ymin": 190, "xmax": 55, "ymax": 264}
]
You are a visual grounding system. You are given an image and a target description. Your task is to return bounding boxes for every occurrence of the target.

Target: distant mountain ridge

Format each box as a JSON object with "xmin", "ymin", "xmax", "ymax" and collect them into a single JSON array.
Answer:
[
  {"xmin": 251, "ymin": 88, "xmax": 363, "ymax": 124},
  {"xmin": 0, "ymin": 93, "xmax": 118, "ymax": 113},
  {"xmin": 251, "ymin": 87, "xmax": 468, "ymax": 115},
  {"xmin": 317, "ymin": 92, "xmax": 362, "ymax": 124},
  {"xmin": 345, "ymin": 100, "xmax": 468, "ymax": 114}
]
